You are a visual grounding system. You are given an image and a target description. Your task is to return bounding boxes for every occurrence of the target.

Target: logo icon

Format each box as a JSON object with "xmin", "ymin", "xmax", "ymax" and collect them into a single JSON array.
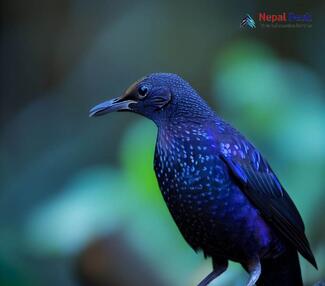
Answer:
[{"xmin": 240, "ymin": 14, "xmax": 256, "ymax": 29}]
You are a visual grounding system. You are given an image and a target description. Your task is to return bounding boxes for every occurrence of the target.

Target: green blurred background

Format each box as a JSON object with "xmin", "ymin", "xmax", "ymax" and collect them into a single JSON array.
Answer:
[{"xmin": 1, "ymin": 1, "xmax": 325, "ymax": 285}]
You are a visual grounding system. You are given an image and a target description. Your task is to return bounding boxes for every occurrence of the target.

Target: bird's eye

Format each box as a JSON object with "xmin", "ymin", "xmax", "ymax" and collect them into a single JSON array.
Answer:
[{"xmin": 138, "ymin": 85, "xmax": 148, "ymax": 98}]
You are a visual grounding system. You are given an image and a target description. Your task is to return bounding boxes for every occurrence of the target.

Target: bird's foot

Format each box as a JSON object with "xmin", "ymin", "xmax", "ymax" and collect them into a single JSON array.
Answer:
[
  {"xmin": 246, "ymin": 259, "xmax": 261, "ymax": 286},
  {"xmin": 197, "ymin": 259, "xmax": 228, "ymax": 286}
]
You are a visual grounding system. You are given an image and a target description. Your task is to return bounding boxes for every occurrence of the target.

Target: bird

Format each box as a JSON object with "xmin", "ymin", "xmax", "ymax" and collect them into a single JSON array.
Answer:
[
  {"xmin": 89, "ymin": 73, "xmax": 317, "ymax": 286},
  {"xmin": 240, "ymin": 14, "xmax": 256, "ymax": 29}
]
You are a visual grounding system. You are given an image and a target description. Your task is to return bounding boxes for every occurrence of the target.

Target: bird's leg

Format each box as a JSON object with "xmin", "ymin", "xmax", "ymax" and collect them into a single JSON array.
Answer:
[
  {"xmin": 246, "ymin": 258, "xmax": 261, "ymax": 286},
  {"xmin": 197, "ymin": 258, "xmax": 228, "ymax": 286}
]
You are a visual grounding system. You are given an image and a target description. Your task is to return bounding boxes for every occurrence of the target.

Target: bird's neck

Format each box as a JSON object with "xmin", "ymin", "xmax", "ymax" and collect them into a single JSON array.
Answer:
[
  {"xmin": 156, "ymin": 120, "xmax": 216, "ymax": 152},
  {"xmin": 152, "ymin": 90, "xmax": 216, "ymax": 127},
  {"xmin": 174, "ymin": 95, "xmax": 215, "ymax": 121}
]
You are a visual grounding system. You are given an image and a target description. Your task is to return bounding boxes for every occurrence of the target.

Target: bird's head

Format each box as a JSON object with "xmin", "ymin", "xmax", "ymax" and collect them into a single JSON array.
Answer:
[{"xmin": 89, "ymin": 73, "xmax": 213, "ymax": 125}]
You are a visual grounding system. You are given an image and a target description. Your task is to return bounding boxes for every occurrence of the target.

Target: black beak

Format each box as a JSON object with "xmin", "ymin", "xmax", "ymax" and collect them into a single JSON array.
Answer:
[{"xmin": 89, "ymin": 97, "xmax": 137, "ymax": 117}]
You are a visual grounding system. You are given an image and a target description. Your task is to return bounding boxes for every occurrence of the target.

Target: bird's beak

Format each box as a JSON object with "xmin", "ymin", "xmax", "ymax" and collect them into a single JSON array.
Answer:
[{"xmin": 89, "ymin": 96, "xmax": 137, "ymax": 117}]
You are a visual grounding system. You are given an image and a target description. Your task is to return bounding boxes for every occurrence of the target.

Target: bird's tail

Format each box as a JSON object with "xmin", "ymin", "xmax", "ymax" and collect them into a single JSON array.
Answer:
[{"xmin": 257, "ymin": 246, "xmax": 303, "ymax": 286}]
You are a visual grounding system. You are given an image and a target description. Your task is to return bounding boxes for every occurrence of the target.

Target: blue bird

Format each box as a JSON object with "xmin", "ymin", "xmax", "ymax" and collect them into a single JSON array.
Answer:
[
  {"xmin": 241, "ymin": 14, "xmax": 256, "ymax": 29},
  {"xmin": 89, "ymin": 73, "xmax": 317, "ymax": 286}
]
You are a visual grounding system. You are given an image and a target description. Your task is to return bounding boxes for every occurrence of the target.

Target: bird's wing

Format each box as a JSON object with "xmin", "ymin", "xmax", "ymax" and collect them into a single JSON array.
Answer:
[{"xmin": 218, "ymin": 132, "xmax": 317, "ymax": 268}]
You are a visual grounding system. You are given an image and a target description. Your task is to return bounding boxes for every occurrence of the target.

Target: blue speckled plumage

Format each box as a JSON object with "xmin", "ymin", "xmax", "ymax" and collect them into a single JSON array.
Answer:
[
  {"xmin": 90, "ymin": 73, "xmax": 317, "ymax": 286},
  {"xmin": 154, "ymin": 120, "xmax": 283, "ymax": 263}
]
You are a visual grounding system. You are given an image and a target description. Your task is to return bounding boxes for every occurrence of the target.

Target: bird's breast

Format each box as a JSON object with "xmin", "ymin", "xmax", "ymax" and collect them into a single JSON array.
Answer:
[
  {"xmin": 153, "ymin": 134, "xmax": 233, "ymax": 244},
  {"xmin": 153, "ymin": 130, "xmax": 279, "ymax": 259}
]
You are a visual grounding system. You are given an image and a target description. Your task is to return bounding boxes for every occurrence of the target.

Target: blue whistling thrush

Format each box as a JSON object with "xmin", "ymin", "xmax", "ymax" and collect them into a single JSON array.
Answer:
[{"xmin": 89, "ymin": 73, "xmax": 317, "ymax": 286}]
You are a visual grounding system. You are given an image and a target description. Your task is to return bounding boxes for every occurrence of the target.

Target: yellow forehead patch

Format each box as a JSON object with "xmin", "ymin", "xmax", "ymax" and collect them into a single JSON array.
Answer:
[{"xmin": 124, "ymin": 76, "xmax": 146, "ymax": 95}]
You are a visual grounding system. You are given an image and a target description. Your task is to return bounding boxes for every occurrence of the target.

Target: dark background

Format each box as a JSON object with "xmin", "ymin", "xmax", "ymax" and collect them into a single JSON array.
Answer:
[{"xmin": 1, "ymin": 1, "xmax": 324, "ymax": 285}]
